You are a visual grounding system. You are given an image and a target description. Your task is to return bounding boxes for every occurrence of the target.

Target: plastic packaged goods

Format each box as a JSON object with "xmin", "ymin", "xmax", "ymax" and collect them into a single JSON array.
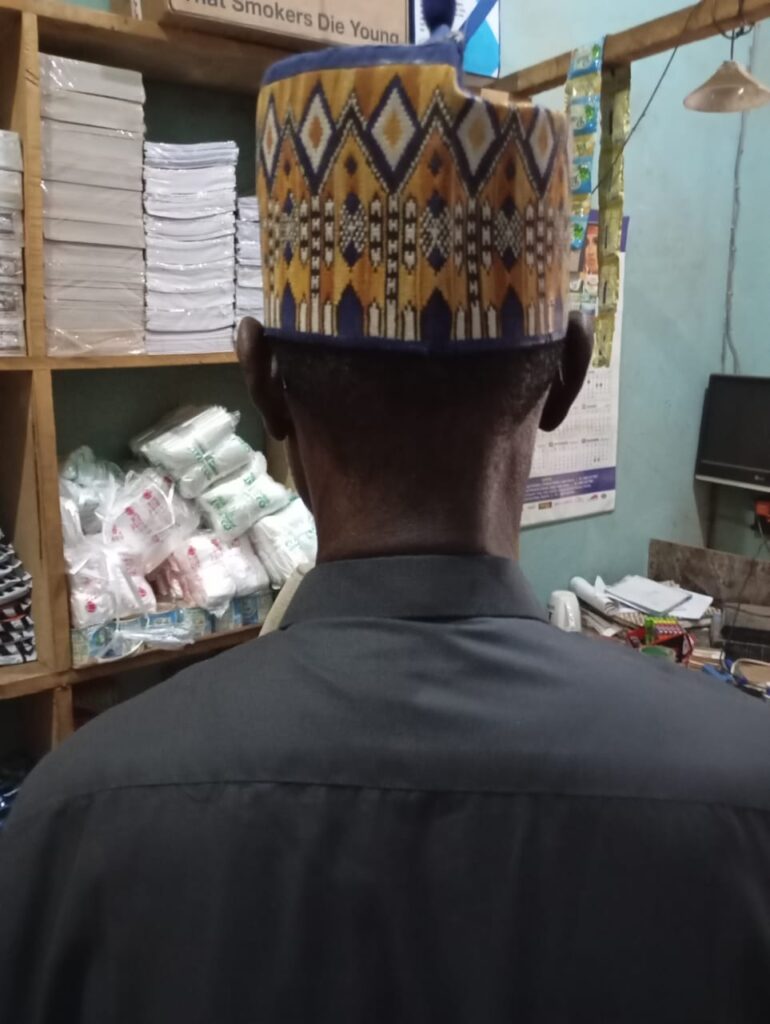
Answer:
[
  {"xmin": 146, "ymin": 236, "xmax": 235, "ymax": 267},
  {"xmin": 178, "ymin": 435, "xmax": 254, "ymax": 499},
  {"xmin": 0, "ymin": 285, "xmax": 23, "ymax": 317},
  {"xmin": 42, "ymin": 180, "xmax": 143, "ymax": 226},
  {"xmin": 0, "ymin": 131, "xmax": 22, "ymax": 173},
  {"xmin": 0, "ymin": 211, "xmax": 22, "ymax": 243},
  {"xmin": 250, "ymin": 499, "xmax": 317, "ymax": 587},
  {"xmin": 146, "ymin": 260, "xmax": 234, "ymax": 293},
  {"xmin": 0, "ymin": 241, "xmax": 23, "ymax": 284},
  {"xmin": 41, "ymin": 54, "xmax": 146, "ymax": 357},
  {"xmin": 101, "ymin": 469, "xmax": 199, "ymax": 575},
  {"xmin": 143, "ymin": 140, "xmax": 237, "ymax": 354},
  {"xmin": 41, "ymin": 122, "xmax": 143, "ymax": 192},
  {"xmin": 39, "ymin": 54, "xmax": 145, "ymax": 104},
  {"xmin": 198, "ymin": 456, "xmax": 291, "ymax": 541},
  {"xmin": 132, "ymin": 405, "xmax": 241, "ymax": 476},
  {"xmin": 222, "ymin": 534, "xmax": 271, "ymax": 597},
  {"xmin": 59, "ymin": 445, "xmax": 124, "ymax": 535},
  {"xmin": 0, "ymin": 170, "xmax": 23, "ymax": 211},
  {"xmin": 160, "ymin": 532, "xmax": 236, "ymax": 618}
]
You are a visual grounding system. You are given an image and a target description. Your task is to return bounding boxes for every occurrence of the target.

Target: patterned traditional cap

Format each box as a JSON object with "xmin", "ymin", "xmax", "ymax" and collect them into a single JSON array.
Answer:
[{"xmin": 255, "ymin": 0, "xmax": 571, "ymax": 353}]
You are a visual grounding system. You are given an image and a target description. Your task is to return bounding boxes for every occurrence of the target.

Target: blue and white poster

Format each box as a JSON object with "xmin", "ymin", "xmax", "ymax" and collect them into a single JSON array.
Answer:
[{"xmin": 412, "ymin": 0, "xmax": 501, "ymax": 79}]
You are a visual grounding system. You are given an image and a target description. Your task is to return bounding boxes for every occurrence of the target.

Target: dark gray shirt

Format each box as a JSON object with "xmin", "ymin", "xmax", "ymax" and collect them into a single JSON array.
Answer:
[{"xmin": 2, "ymin": 555, "xmax": 770, "ymax": 1022}]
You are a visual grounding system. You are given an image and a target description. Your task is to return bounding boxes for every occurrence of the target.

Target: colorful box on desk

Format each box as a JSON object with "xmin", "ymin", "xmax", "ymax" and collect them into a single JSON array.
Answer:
[
  {"xmin": 214, "ymin": 591, "xmax": 274, "ymax": 633},
  {"xmin": 141, "ymin": 0, "xmax": 409, "ymax": 49}
]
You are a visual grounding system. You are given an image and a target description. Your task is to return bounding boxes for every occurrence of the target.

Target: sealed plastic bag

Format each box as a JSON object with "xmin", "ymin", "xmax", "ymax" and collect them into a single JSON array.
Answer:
[
  {"xmin": 101, "ymin": 469, "xmax": 198, "ymax": 575},
  {"xmin": 250, "ymin": 499, "xmax": 317, "ymax": 587},
  {"xmin": 198, "ymin": 455, "xmax": 291, "ymax": 541},
  {"xmin": 162, "ymin": 532, "xmax": 235, "ymax": 617},
  {"xmin": 132, "ymin": 405, "xmax": 240, "ymax": 479},
  {"xmin": 60, "ymin": 445, "xmax": 124, "ymax": 534},
  {"xmin": 222, "ymin": 534, "xmax": 271, "ymax": 597}
]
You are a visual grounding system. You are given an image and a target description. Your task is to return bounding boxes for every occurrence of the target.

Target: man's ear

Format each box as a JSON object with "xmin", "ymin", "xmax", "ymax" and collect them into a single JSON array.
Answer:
[
  {"xmin": 539, "ymin": 313, "xmax": 594, "ymax": 433},
  {"xmin": 235, "ymin": 317, "xmax": 291, "ymax": 441}
]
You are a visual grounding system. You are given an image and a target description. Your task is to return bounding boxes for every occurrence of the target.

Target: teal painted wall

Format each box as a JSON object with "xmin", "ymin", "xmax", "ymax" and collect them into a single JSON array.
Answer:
[{"xmin": 503, "ymin": 1, "xmax": 769, "ymax": 598}]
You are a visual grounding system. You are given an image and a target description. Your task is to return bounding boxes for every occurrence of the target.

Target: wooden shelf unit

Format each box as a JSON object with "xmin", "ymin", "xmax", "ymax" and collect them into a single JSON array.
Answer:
[{"xmin": 0, "ymin": 0, "xmax": 291, "ymax": 754}]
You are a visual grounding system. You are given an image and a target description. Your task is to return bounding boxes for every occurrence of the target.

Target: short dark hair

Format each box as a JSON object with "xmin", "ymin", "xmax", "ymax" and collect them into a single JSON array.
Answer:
[{"xmin": 274, "ymin": 340, "xmax": 563, "ymax": 480}]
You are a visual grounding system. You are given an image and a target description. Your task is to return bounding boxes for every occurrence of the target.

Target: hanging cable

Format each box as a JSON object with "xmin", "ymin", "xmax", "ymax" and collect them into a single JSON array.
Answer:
[{"xmin": 720, "ymin": 20, "xmax": 758, "ymax": 373}]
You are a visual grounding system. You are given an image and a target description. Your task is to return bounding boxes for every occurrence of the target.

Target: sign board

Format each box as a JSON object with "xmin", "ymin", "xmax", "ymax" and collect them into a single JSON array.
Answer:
[{"xmin": 143, "ymin": 0, "xmax": 409, "ymax": 49}]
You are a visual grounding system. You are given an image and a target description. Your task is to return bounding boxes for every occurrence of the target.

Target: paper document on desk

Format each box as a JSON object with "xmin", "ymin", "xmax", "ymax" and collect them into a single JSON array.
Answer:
[
  {"xmin": 606, "ymin": 576, "xmax": 713, "ymax": 619},
  {"xmin": 570, "ymin": 576, "xmax": 618, "ymax": 616}
]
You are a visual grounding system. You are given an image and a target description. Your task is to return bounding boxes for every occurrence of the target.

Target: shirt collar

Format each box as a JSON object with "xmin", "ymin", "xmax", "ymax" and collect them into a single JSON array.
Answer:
[{"xmin": 281, "ymin": 555, "xmax": 547, "ymax": 627}]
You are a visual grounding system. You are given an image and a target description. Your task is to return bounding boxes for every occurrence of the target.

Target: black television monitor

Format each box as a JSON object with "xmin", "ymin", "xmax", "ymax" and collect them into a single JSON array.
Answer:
[{"xmin": 695, "ymin": 375, "xmax": 770, "ymax": 492}]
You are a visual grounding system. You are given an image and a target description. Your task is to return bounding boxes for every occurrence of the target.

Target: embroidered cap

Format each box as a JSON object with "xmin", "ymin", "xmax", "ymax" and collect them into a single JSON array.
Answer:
[{"xmin": 255, "ymin": 0, "xmax": 571, "ymax": 353}]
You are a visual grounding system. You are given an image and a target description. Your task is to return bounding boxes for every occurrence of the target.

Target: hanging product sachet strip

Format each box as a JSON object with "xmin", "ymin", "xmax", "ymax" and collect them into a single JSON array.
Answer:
[
  {"xmin": 564, "ymin": 39, "xmax": 605, "ymax": 253},
  {"xmin": 595, "ymin": 64, "xmax": 631, "ymax": 367}
]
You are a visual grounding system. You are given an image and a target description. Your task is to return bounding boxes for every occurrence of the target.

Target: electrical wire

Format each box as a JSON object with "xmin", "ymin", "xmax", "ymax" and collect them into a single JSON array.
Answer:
[{"xmin": 721, "ymin": 18, "xmax": 759, "ymax": 373}]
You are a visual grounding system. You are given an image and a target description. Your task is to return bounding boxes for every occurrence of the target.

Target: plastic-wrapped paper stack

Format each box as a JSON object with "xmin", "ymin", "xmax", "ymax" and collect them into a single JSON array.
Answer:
[
  {"xmin": 235, "ymin": 195, "xmax": 263, "ymax": 324},
  {"xmin": 0, "ymin": 130, "xmax": 25, "ymax": 356},
  {"xmin": 144, "ymin": 142, "xmax": 238, "ymax": 354},
  {"xmin": 0, "ymin": 526, "xmax": 36, "ymax": 666},
  {"xmin": 40, "ymin": 55, "xmax": 146, "ymax": 356}
]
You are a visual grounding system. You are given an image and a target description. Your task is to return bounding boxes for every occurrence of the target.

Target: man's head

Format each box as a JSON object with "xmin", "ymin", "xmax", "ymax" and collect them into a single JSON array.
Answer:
[
  {"xmin": 236, "ymin": 315, "xmax": 592, "ymax": 560},
  {"xmin": 247, "ymin": 0, "xmax": 587, "ymax": 559}
]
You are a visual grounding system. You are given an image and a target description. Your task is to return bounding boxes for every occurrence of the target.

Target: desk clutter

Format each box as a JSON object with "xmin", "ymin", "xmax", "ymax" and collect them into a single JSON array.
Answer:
[
  {"xmin": 564, "ymin": 563, "xmax": 770, "ymax": 701},
  {"xmin": 0, "ymin": 130, "xmax": 25, "ymax": 356},
  {"xmin": 0, "ymin": 528, "xmax": 36, "ymax": 666},
  {"xmin": 59, "ymin": 405, "xmax": 316, "ymax": 668}
]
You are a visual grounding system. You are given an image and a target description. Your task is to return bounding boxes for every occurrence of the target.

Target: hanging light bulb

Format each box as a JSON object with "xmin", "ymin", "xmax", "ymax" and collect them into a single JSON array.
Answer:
[{"xmin": 684, "ymin": 16, "xmax": 770, "ymax": 112}]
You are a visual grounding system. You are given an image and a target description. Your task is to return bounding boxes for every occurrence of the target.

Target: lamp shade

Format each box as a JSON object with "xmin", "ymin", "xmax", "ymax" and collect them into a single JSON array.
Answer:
[{"xmin": 684, "ymin": 60, "xmax": 770, "ymax": 112}]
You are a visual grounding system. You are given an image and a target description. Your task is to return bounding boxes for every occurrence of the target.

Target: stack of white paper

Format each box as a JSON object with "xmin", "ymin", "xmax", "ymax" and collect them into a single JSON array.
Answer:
[
  {"xmin": 144, "ymin": 141, "xmax": 238, "ymax": 355},
  {"xmin": 0, "ymin": 130, "xmax": 25, "ymax": 356},
  {"xmin": 235, "ymin": 195, "xmax": 263, "ymax": 322},
  {"xmin": 40, "ymin": 55, "xmax": 146, "ymax": 356}
]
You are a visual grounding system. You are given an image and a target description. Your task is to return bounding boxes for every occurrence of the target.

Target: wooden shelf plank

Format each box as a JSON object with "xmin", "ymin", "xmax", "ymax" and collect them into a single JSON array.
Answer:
[
  {"xmin": 0, "ymin": 352, "xmax": 239, "ymax": 370},
  {"xmin": 0, "ymin": 624, "xmax": 262, "ymax": 699},
  {"xmin": 498, "ymin": 0, "xmax": 770, "ymax": 97},
  {"xmin": 0, "ymin": 0, "xmax": 290, "ymax": 93}
]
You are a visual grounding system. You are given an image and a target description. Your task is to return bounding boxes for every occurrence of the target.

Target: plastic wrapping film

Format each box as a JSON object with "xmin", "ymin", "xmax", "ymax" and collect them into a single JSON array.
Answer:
[
  {"xmin": 41, "ymin": 91, "xmax": 145, "ymax": 133},
  {"xmin": 146, "ymin": 282, "xmax": 235, "ymax": 309},
  {"xmin": 0, "ymin": 319, "xmax": 25, "ymax": 354},
  {"xmin": 146, "ymin": 260, "xmax": 234, "ymax": 293},
  {"xmin": 44, "ymin": 218, "xmax": 145, "ymax": 248},
  {"xmin": 45, "ymin": 300, "xmax": 145, "ymax": 356},
  {"xmin": 0, "ymin": 239, "xmax": 23, "ymax": 282},
  {"xmin": 0, "ymin": 131, "xmax": 22, "ymax": 173},
  {"xmin": 132, "ymin": 406, "xmax": 243, "ymax": 481},
  {"xmin": 39, "ymin": 54, "xmax": 145, "ymax": 104},
  {"xmin": 0, "ymin": 211, "xmax": 23, "ymax": 244},
  {"xmin": 146, "ymin": 305, "xmax": 234, "ymax": 333},
  {"xmin": 41, "ymin": 122, "xmax": 143, "ymax": 192},
  {"xmin": 250, "ymin": 499, "xmax": 318, "ymax": 588},
  {"xmin": 147, "ymin": 237, "xmax": 235, "ymax": 267},
  {"xmin": 0, "ymin": 170, "xmax": 23, "ymax": 212},
  {"xmin": 199, "ymin": 455, "xmax": 292, "ymax": 541},
  {"xmin": 144, "ymin": 165, "xmax": 236, "ymax": 193},
  {"xmin": 41, "ymin": 180, "xmax": 143, "ymax": 226},
  {"xmin": 564, "ymin": 40, "xmax": 604, "ymax": 253},
  {"xmin": 144, "ymin": 212, "xmax": 235, "ymax": 241}
]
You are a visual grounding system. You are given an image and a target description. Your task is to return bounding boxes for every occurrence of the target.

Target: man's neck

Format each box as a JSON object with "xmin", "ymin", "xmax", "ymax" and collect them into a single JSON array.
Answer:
[{"xmin": 311, "ymin": 485, "xmax": 524, "ymax": 564}]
